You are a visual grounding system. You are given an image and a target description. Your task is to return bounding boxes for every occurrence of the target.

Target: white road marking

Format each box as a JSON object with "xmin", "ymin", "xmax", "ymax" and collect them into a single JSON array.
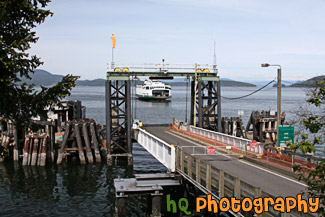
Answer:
[
  {"xmin": 165, "ymin": 131, "xmax": 308, "ymax": 187},
  {"xmin": 165, "ymin": 131, "xmax": 231, "ymax": 159},
  {"xmin": 238, "ymin": 160, "xmax": 308, "ymax": 187}
]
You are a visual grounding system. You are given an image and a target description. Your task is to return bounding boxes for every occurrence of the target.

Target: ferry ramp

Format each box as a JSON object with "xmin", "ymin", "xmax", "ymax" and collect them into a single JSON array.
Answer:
[{"xmin": 135, "ymin": 125, "xmax": 313, "ymax": 217}]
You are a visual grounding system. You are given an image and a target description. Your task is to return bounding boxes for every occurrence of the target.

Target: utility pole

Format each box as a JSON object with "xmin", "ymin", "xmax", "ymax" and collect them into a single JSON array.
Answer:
[
  {"xmin": 193, "ymin": 63, "xmax": 198, "ymax": 127},
  {"xmin": 277, "ymin": 67, "xmax": 282, "ymax": 144},
  {"xmin": 261, "ymin": 63, "xmax": 282, "ymax": 145}
]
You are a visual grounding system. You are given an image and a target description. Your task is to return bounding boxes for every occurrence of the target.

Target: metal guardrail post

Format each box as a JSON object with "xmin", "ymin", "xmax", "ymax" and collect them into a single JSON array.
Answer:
[
  {"xmin": 206, "ymin": 164, "xmax": 212, "ymax": 191},
  {"xmin": 234, "ymin": 178, "xmax": 241, "ymax": 199},
  {"xmin": 196, "ymin": 159, "xmax": 201, "ymax": 184},
  {"xmin": 254, "ymin": 187, "xmax": 263, "ymax": 217},
  {"xmin": 188, "ymin": 154, "xmax": 193, "ymax": 178},
  {"xmin": 176, "ymin": 146, "xmax": 180, "ymax": 170},
  {"xmin": 219, "ymin": 170, "xmax": 224, "ymax": 197},
  {"xmin": 254, "ymin": 187, "xmax": 262, "ymax": 198},
  {"xmin": 181, "ymin": 150, "xmax": 185, "ymax": 173}
]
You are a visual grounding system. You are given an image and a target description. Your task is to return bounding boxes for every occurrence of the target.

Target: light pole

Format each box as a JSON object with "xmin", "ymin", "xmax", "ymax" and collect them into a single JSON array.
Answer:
[{"xmin": 261, "ymin": 63, "xmax": 282, "ymax": 146}]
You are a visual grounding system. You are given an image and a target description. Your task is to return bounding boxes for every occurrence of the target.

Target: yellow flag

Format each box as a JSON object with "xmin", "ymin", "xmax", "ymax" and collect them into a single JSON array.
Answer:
[{"xmin": 111, "ymin": 34, "xmax": 116, "ymax": 48}]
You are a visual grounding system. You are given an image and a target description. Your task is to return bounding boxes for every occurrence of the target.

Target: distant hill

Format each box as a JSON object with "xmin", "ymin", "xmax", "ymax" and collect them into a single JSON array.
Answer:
[
  {"xmin": 167, "ymin": 78, "xmax": 256, "ymax": 87},
  {"xmin": 220, "ymin": 79, "xmax": 256, "ymax": 87},
  {"xmin": 76, "ymin": 79, "xmax": 105, "ymax": 86},
  {"xmin": 20, "ymin": 70, "xmax": 256, "ymax": 87},
  {"xmin": 18, "ymin": 69, "xmax": 106, "ymax": 86},
  {"xmin": 248, "ymin": 80, "xmax": 302, "ymax": 87},
  {"xmin": 272, "ymin": 83, "xmax": 287, "ymax": 87},
  {"xmin": 290, "ymin": 75, "xmax": 325, "ymax": 87},
  {"xmin": 19, "ymin": 69, "xmax": 64, "ymax": 86}
]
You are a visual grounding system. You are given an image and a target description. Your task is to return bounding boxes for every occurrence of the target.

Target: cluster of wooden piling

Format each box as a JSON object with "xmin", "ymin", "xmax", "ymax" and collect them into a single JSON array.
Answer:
[
  {"xmin": 22, "ymin": 134, "xmax": 48, "ymax": 166},
  {"xmin": 0, "ymin": 118, "xmax": 19, "ymax": 161},
  {"xmin": 221, "ymin": 117, "xmax": 246, "ymax": 138},
  {"xmin": 219, "ymin": 110, "xmax": 287, "ymax": 143},
  {"xmin": 0, "ymin": 116, "xmax": 106, "ymax": 166},
  {"xmin": 0, "ymin": 133, "xmax": 11, "ymax": 149},
  {"xmin": 246, "ymin": 110, "xmax": 286, "ymax": 142},
  {"xmin": 57, "ymin": 121, "xmax": 103, "ymax": 165}
]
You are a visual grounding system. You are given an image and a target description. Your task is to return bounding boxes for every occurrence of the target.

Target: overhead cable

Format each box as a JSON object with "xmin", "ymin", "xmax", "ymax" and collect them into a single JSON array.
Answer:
[{"xmin": 221, "ymin": 79, "xmax": 276, "ymax": 100}]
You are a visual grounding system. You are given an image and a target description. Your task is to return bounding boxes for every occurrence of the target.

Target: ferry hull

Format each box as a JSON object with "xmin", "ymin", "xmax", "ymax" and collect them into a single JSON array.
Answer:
[{"xmin": 136, "ymin": 94, "xmax": 171, "ymax": 101}]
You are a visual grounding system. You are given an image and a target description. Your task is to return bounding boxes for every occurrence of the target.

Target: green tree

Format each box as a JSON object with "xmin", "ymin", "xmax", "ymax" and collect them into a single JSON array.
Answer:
[
  {"xmin": 288, "ymin": 79, "xmax": 325, "ymax": 215},
  {"xmin": 0, "ymin": 0, "xmax": 78, "ymax": 129}
]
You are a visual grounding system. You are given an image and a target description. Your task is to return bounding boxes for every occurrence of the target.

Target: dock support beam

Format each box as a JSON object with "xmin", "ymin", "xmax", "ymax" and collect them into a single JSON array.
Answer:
[
  {"xmin": 105, "ymin": 80, "xmax": 113, "ymax": 165},
  {"xmin": 151, "ymin": 191, "xmax": 162, "ymax": 217},
  {"xmin": 217, "ymin": 79, "xmax": 222, "ymax": 132},
  {"xmin": 190, "ymin": 79, "xmax": 221, "ymax": 132},
  {"xmin": 105, "ymin": 79, "xmax": 133, "ymax": 166},
  {"xmin": 198, "ymin": 81, "xmax": 203, "ymax": 128},
  {"xmin": 115, "ymin": 193, "xmax": 127, "ymax": 217},
  {"xmin": 190, "ymin": 80, "xmax": 195, "ymax": 126}
]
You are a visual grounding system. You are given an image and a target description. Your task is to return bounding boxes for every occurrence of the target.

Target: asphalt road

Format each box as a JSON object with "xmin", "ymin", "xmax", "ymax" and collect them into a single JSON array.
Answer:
[{"xmin": 144, "ymin": 126, "xmax": 308, "ymax": 198}]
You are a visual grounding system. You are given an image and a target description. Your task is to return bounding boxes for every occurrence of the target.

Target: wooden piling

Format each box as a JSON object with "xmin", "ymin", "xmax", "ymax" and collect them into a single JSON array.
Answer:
[
  {"xmin": 90, "ymin": 122, "xmax": 101, "ymax": 162},
  {"xmin": 13, "ymin": 125, "xmax": 19, "ymax": 161},
  {"xmin": 45, "ymin": 125, "xmax": 51, "ymax": 163},
  {"xmin": 115, "ymin": 194, "xmax": 127, "ymax": 217},
  {"xmin": 40, "ymin": 136, "xmax": 47, "ymax": 166},
  {"xmin": 37, "ymin": 137, "xmax": 43, "ymax": 166},
  {"xmin": 57, "ymin": 124, "xmax": 70, "ymax": 164},
  {"xmin": 50, "ymin": 125, "xmax": 55, "ymax": 163},
  {"xmin": 27, "ymin": 138, "xmax": 33, "ymax": 165},
  {"xmin": 3, "ymin": 135, "xmax": 9, "ymax": 148},
  {"xmin": 31, "ymin": 138, "xmax": 39, "ymax": 166},
  {"xmin": 0, "ymin": 134, "xmax": 4, "ymax": 146},
  {"xmin": 74, "ymin": 124, "xmax": 86, "ymax": 164},
  {"xmin": 1, "ymin": 135, "xmax": 5, "ymax": 147},
  {"xmin": 82, "ymin": 123, "xmax": 94, "ymax": 164},
  {"xmin": 151, "ymin": 192, "xmax": 162, "ymax": 217},
  {"xmin": 22, "ymin": 137, "xmax": 30, "ymax": 166}
]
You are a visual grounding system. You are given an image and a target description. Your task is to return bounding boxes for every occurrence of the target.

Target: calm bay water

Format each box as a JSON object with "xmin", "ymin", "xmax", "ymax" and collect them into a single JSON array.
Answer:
[
  {"xmin": 0, "ymin": 85, "xmax": 323, "ymax": 216},
  {"xmin": 67, "ymin": 85, "xmax": 309, "ymax": 125}
]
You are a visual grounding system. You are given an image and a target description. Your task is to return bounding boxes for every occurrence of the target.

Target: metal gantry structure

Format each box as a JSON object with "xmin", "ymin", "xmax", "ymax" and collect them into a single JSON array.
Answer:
[{"xmin": 105, "ymin": 63, "xmax": 221, "ymax": 165}]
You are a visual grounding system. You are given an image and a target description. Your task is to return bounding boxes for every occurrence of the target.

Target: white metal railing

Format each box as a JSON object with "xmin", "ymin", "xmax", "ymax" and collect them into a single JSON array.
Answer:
[
  {"xmin": 137, "ymin": 128, "xmax": 176, "ymax": 172},
  {"xmin": 181, "ymin": 125, "xmax": 263, "ymax": 155},
  {"xmin": 108, "ymin": 62, "xmax": 214, "ymax": 72}
]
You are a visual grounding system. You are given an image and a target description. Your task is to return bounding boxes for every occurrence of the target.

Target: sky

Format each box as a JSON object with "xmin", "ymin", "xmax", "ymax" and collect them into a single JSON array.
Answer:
[{"xmin": 30, "ymin": 0, "xmax": 325, "ymax": 82}]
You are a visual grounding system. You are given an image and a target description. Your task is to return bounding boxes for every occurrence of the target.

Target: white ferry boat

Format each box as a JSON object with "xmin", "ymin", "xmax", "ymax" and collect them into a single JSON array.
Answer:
[{"xmin": 136, "ymin": 80, "xmax": 171, "ymax": 100}]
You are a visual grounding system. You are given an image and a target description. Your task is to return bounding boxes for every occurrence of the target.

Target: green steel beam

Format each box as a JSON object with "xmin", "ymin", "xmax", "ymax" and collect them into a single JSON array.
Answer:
[
  {"xmin": 106, "ymin": 71, "xmax": 218, "ymax": 80},
  {"xmin": 201, "ymin": 77, "xmax": 220, "ymax": 81},
  {"xmin": 108, "ymin": 76, "xmax": 130, "ymax": 81}
]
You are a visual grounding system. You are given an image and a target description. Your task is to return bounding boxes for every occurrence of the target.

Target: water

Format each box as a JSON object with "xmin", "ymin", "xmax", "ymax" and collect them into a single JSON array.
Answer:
[
  {"xmin": 0, "ymin": 85, "xmax": 323, "ymax": 216},
  {"xmin": 67, "ymin": 85, "xmax": 309, "ymax": 126}
]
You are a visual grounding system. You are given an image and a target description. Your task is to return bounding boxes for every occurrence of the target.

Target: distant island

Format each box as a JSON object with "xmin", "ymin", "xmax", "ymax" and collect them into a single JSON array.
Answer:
[
  {"xmin": 289, "ymin": 75, "xmax": 325, "ymax": 87},
  {"xmin": 20, "ymin": 69, "xmax": 324, "ymax": 88},
  {"xmin": 272, "ymin": 83, "xmax": 287, "ymax": 87}
]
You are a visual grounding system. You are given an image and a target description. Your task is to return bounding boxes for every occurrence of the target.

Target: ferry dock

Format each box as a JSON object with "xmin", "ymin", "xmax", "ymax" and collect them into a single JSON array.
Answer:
[{"xmin": 0, "ymin": 63, "xmax": 321, "ymax": 217}]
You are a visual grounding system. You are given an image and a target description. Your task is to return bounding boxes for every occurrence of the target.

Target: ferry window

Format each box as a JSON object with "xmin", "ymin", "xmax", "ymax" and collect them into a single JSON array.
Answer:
[{"xmin": 146, "ymin": 87, "xmax": 149, "ymax": 90}]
